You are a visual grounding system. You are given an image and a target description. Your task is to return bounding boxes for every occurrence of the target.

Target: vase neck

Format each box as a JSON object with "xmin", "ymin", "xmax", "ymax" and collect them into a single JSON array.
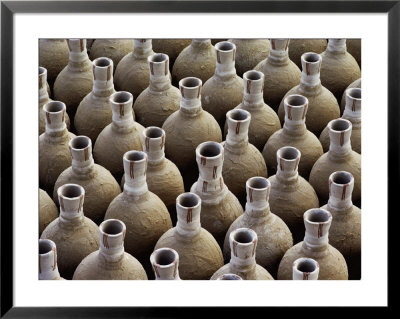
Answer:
[
  {"xmin": 110, "ymin": 91, "xmax": 135, "ymax": 132},
  {"xmin": 225, "ymin": 109, "xmax": 250, "ymax": 153},
  {"xmin": 302, "ymin": 209, "xmax": 332, "ymax": 252},
  {"xmin": 151, "ymin": 248, "xmax": 180, "ymax": 280},
  {"xmin": 326, "ymin": 39, "xmax": 347, "ymax": 54},
  {"xmin": 328, "ymin": 119, "xmax": 353, "ymax": 157},
  {"xmin": 244, "ymin": 177, "xmax": 271, "ymax": 219},
  {"xmin": 268, "ymin": 39, "xmax": 290, "ymax": 65},
  {"xmin": 275, "ymin": 146, "xmax": 301, "ymax": 183},
  {"xmin": 92, "ymin": 57, "xmax": 115, "ymax": 97},
  {"xmin": 148, "ymin": 53, "xmax": 172, "ymax": 92},
  {"xmin": 143, "ymin": 127, "xmax": 166, "ymax": 165},
  {"xmin": 229, "ymin": 228, "xmax": 258, "ymax": 275},
  {"xmin": 327, "ymin": 171, "xmax": 354, "ymax": 212},
  {"xmin": 179, "ymin": 77, "xmax": 203, "ymax": 117},
  {"xmin": 39, "ymin": 239, "xmax": 61, "ymax": 280},
  {"xmin": 175, "ymin": 193, "xmax": 202, "ymax": 238},
  {"xmin": 58, "ymin": 184, "xmax": 85, "ymax": 227},
  {"xmin": 214, "ymin": 41, "xmax": 237, "ymax": 79},
  {"xmin": 191, "ymin": 39, "xmax": 211, "ymax": 48},
  {"xmin": 123, "ymin": 151, "xmax": 148, "ymax": 197},
  {"xmin": 282, "ymin": 95, "xmax": 309, "ymax": 136},
  {"xmin": 69, "ymin": 136, "xmax": 95, "ymax": 176},
  {"xmin": 299, "ymin": 52, "xmax": 322, "ymax": 90},
  {"xmin": 133, "ymin": 39, "xmax": 153, "ymax": 58},
  {"xmin": 242, "ymin": 70, "xmax": 265, "ymax": 109},
  {"xmin": 39, "ymin": 67, "xmax": 49, "ymax": 105},
  {"xmin": 292, "ymin": 258, "xmax": 320, "ymax": 280},
  {"xmin": 43, "ymin": 101, "xmax": 68, "ymax": 137},
  {"xmin": 98, "ymin": 219, "xmax": 126, "ymax": 263},
  {"xmin": 342, "ymin": 88, "xmax": 361, "ymax": 125},
  {"xmin": 67, "ymin": 39, "xmax": 91, "ymax": 70}
]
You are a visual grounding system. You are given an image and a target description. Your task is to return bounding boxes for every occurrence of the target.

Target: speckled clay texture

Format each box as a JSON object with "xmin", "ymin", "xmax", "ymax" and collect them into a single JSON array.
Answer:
[
  {"xmin": 89, "ymin": 39, "xmax": 134, "ymax": 70},
  {"xmin": 151, "ymin": 39, "xmax": 192, "ymax": 68},
  {"xmin": 114, "ymin": 39, "xmax": 154, "ymax": 100},
  {"xmin": 254, "ymin": 39, "xmax": 301, "ymax": 111},
  {"xmin": 229, "ymin": 39, "xmax": 270, "ymax": 77},
  {"xmin": 340, "ymin": 78, "xmax": 361, "ymax": 112},
  {"xmin": 39, "ymin": 39, "xmax": 69, "ymax": 87},
  {"xmin": 39, "ymin": 189, "xmax": 59, "ymax": 237},
  {"xmin": 346, "ymin": 39, "xmax": 361, "ymax": 68},
  {"xmin": 288, "ymin": 39, "xmax": 327, "ymax": 69},
  {"xmin": 172, "ymin": 39, "xmax": 216, "ymax": 86}
]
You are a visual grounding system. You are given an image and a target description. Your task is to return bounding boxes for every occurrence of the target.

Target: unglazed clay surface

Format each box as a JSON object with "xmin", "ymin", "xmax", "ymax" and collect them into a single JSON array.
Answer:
[
  {"xmin": 346, "ymin": 39, "xmax": 361, "ymax": 68},
  {"xmin": 39, "ymin": 39, "xmax": 69, "ymax": 86},
  {"xmin": 288, "ymin": 39, "xmax": 327, "ymax": 69},
  {"xmin": 89, "ymin": 39, "xmax": 134, "ymax": 69},
  {"xmin": 39, "ymin": 189, "xmax": 59, "ymax": 237},
  {"xmin": 152, "ymin": 39, "xmax": 192, "ymax": 67},
  {"xmin": 211, "ymin": 263, "xmax": 274, "ymax": 280}
]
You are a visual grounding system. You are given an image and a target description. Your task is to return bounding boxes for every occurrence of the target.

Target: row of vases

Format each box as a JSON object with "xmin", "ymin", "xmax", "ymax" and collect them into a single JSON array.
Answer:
[{"xmin": 39, "ymin": 38, "xmax": 361, "ymax": 280}]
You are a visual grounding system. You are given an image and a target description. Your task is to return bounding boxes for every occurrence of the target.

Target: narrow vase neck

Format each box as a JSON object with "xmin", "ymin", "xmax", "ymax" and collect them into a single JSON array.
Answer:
[
  {"xmin": 214, "ymin": 42, "xmax": 237, "ymax": 79},
  {"xmin": 179, "ymin": 83, "xmax": 203, "ymax": 117},
  {"xmin": 133, "ymin": 39, "xmax": 153, "ymax": 58},
  {"xmin": 175, "ymin": 193, "xmax": 202, "ymax": 238},
  {"xmin": 92, "ymin": 59, "xmax": 115, "ymax": 97},
  {"xmin": 67, "ymin": 39, "xmax": 91, "ymax": 70},
  {"xmin": 302, "ymin": 209, "xmax": 332, "ymax": 252},
  {"xmin": 327, "ymin": 172, "xmax": 354, "ymax": 212},
  {"xmin": 143, "ymin": 129, "xmax": 166, "ymax": 165},
  {"xmin": 326, "ymin": 39, "xmax": 347, "ymax": 54},
  {"xmin": 299, "ymin": 53, "xmax": 322, "ymax": 90},
  {"xmin": 268, "ymin": 39, "xmax": 290, "ymax": 65},
  {"xmin": 328, "ymin": 120, "xmax": 353, "ymax": 157},
  {"xmin": 242, "ymin": 71, "xmax": 264, "ymax": 109},
  {"xmin": 123, "ymin": 152, "xmax": 148, "ymax": 197},
  {"xmin": 99, "ymin": 221, "xmax": 126, "ymax": 264},
  {"xmin": 39, "ymin": 240, "xmax": 61, "ymax": 280}
]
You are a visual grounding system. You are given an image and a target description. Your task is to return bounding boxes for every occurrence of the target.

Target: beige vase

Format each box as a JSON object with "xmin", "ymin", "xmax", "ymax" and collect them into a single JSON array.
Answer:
[
  {"xmin": 74, "ymin": 57, "xmax": 116, "ymax": 144},
  {"xmin": 40, "ymin": 184, "xmax": 100, "ymax": 279},
  {"xmin": 346, "ymin": 39, "xmax": 361, "ymax": 68},
  {"xmin": 53, "ymin": 136, "xmax": 121, "ymax": 225},
  {"xmin": 104, "ymin": 151, "xmax": 172, "ymax": 278},
  {"xmin": 263, "ymin": 94, "xmax": 323, "ymax": 179},
  {"xmin": 73, "ymin": 219, "xmax": 148, "ymax": 280},
  {"xmin": 292, "ymin": 257, "xmax": 320, "ymax": 280},
  {"xmin": 224, "ymin": 70, "xmax": 281, "ymax": 151},
  {"xmin": 39, "ymin": 239, "xmax": 64, "ymax": 280},
  {"xmin": 114, "ymin": 39, "xmax": 155, "ymax": 100},
  {"xmin": 190, "ymin": 141, "xmax": 243, "ymax": 246},
  {"xmin": 89, "ymin": 39, "xmax": 134, "ymax": 70},
  {"xmin": 133, "ymin": 53, "xmax": 181, "ymax": 128},
  {"xmin": 309, "ymin": 118, "xmax": 361, "ymax": 207},
  {"xmin": 151, "ymin": 39, "xmax": 192, "ymax": 69},
  {"xmin": 321, "ymin": 171, "xmax": 361, "ymax": 280},
  {"xmin": 277, "ymin": 52, "xmax": 340, "ymax": 136},
  {"xmin": 320, "ymin": 39, "xmax": 361, "ymax": 103},
  {"xmin": 223, "ymin": 177, "xmax": 293, "ymax": 278},
  {"xmin": 39, "ymin": 189, "xmax": 59, "ymax": 237},
  {"xmin": 211, "ymin": 228, "xmax": 274, "ymax": 280},
  {"xmin": 277, "ymin": 208, "xmax": 348, "ymax": 280},
  {"xmin": 154, "ymin": 192, "xmax": 224, "ymax": 280},
  {"xmin": 222, "ymin": 109, "xmax": 268, "ymax": 205},
  {"xmin": 320, "ymin": 87, "xmax": 361, "ymax": 154},
  {"xmin": 39, "ymin": 101, "xmax": 76, "ymax": 196},
  {"xmin": 254, "ymin": 39, "xmax": 301, "ymax": 111},
  {"xmin": 172, "ymin": 39, "xmax": 216, "ymax": 86},
  {"xmin": 162, "ymin": 77, "xmax": 222, "ymax": 190},
  {"xmin": 228, "ymin": 39, "xmax": 270, "ymax": 77},
  {"xmin": 53, "ymin": 39, "xmax": 94, "ymax": 121},
  {"xmin": 288, "ymin": 39, "xmax": 327, "ymax": 69},
  {"xmin": 39, "ymin": 39, "xmax": 69, "ymax": 87},
  {"xmin": 268, "ymin": 146, "xmax": 319, "ymax": 244},
  {"xmin": 150, "ymin": 248, "xmax": 181, "ymax": 280},
  {"xmin": 340, "ymin": 78, "xmax": 361, "ymax": 113},
  {"xmin": 93, "ymin": 91, "xmax": 144, "ymax": 181},
  {"xmin": 201, "ymin": 41, "xmax": 243, "ymax": 129}
]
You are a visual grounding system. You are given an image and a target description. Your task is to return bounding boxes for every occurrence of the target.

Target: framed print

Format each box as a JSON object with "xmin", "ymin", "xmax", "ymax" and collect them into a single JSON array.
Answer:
[{"xmin": 1, "ymin": 0, "xmax": 396, "ymax": 316}]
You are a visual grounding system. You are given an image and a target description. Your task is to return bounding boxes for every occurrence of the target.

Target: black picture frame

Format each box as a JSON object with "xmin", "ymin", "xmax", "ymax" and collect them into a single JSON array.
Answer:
[{"xmin": 1, "ymin": 0, "xmax": 395, "ymax": 317}]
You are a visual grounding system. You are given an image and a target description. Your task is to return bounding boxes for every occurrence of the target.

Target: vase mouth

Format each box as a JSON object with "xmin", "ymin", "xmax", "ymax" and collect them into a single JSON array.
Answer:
[
  {"xmin": 144, "ymin": 126, "xmax": 164, "ymax": 139},
  {"xmin": 246, "ymin": 176, "xmax": 270, "ymax": 191},
  {"xmin": 39, "ymin": 239, "xmax": 56, "ymax": 255},
  {"xmin": 124, "ymin": 150, "xmax": 147, "ymax": 163},
  {"xmin": 284, "ymin": 94, "xmax": 308, "ymax": 109},
  {"xmin": 301, "ymin": 52, "xmax": 321, "ymax": 64},
  {"xmin": 69, "ymin": 135, "xmax": 91, "ymax": 151},
  {"xmin": 148, "ymin": 53, "xmax": 168, "ymax": 63},
  {"xmin": 346, "ymin": 87, "xmax": 361, "ymax": 100},
  {"xmin": 243, "ymin": 70, "xmax": 263, "ymax": 81},
  {"xmin": 304, "ymin": 208, "xmax": 332, "ymax": 224},
  {"xmin": 39, "ymin": 66, "xmax": 46, "ymax": 75},
  {"xmin": 176, "ymin": 192, "xmax": 201, "ymax": 210},
  {"xmin": 110, "ymin": 91, "xmax": 133, "ymax": 105},
  {"xmin": 329, "ymin": 171, "xmax": 354, "ymax": 186},
  {"xmin": 230, "ymin": 228, "xmax": 257, "ymax": 246},
  {"xmin": 57, "ymin": 183, "xmax": 84, "ymax": 200},
  {"xmin": 151, "ymin": 248, "xmax": 179, "ymax": 268},
  {"xmin": 215, "ymin": 41, "xmax": 235, "ymax": 52},
  {"xmin": 328, "ymin": 118, "xmax": 352, "ymax": 133},
  {"xmin": 227, "ymin": 109, "xmax": 250, "ymax": 122},
  {"xmin": 217, "ymin": 274, "xmax": 243, "ymax": 280},
  {"xmin": 43, "ymin": 101, "xmax": 65, "ymax": 114},
  {"xmin": 196, "ymin": 141, "xmax": 223, "ymax": 159},
  {"xmin": 179, "ymin": 77, "xmax": 202, "ymax": 90},
  {"xmin": 93, "ymin": 57, "xmax": 112, "ymax": 68},
  {"xmin": 99, "ymin": 219, "xmax": 126, "ymax": 238},
  {"xmin": 294, "ymin": 257, "xmax": 319, "ymax": 273},
  {"xmin": 277, "ymin": 146, "xmax": 301, "ymax": 162}
]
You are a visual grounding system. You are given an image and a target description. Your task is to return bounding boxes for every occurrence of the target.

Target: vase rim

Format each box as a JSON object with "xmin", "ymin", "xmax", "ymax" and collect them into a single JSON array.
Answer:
[
  {"xmin": 150, "ymin": 248, "xmax": 179, "ymax": 269},
  {"xmin": 293, "ymin": 257, "xmax": 319, "ymax": 273},
  {"xmin": 144, "ymin": 126, "xmax": 164, "ymax": 139},
  {"xmin": 284, "ymin": 94, "xmax": 308, "ymax": 109},
  {"xmin": 69, "ymin": 135, "xmax": 91, "ymax": 151},
  {"xmin": 215, "ymin": 41, "xmax": 235, "ymax": 52},
  {"xmin": 57, "ymin": 183, "xmax": 85, "ymax": 200},
  {"xmin": 123, "ymin": 150, "xmax": 147, "ymax": 164},
  {"xmin": 328, "ymin": 118, "xmax": 352, "ymax": 133},
  {"xmin": 226, "ymin": 109, "xmax": 250, "ymax": 123},
  {"xmin": 43, "ymin": 101, "xmax": 66, "ymax": 114},
  {"xmin": 110, "ymin": 91, "xmax": 133, "ymax": 105},
  {"xmin": 277, "ymin": 146, "xmax": 301, "ymax": 162},
  {"xmin": 243, "ymin": 70, "xmax": 263, "ymax": 81},
  {"xmin": 148, "ymin": 53, "xmax": 168, "ymax": 63},
  {"xmin": 346, "ymin": 87, "xmax": 361, "ymax": 100},
  {"xmin": 196, "ymin": 141, "xmax": 223, "ymax": 159},
  {"xmin": 303, "ymin": 208, "xmax": 332, "ymax": 225},
  {"xmin": 329, "ymin": 171, "xmax": 354, "ymax": 186},
  {"xmin": 92, "ymin": 56, "xmax": 113, "ymax": 68},
  {"xmin": 230, "ymin": 228, "xmax": 257, "ymax": 247},
  {"xmin": 179, "ymin": 77, "xmax": 202, "ymax": 89},
  {"xmin": 301, "ymin": 52, "xmax": 321, "ymax": 64},
  {"xmin": 99, "ymin": 219, "xmax": 126, "ymax": 238},
  {"xmin": 176, "ymin": 192, "xmax": 201, "ymax": 210},
  {"xmin": 246, "ymin": 176, "xmax": 270, "ymax": 191},
  {"xmin": 39, "ymin": 239, "xmax": 56, "ymax": 256}
]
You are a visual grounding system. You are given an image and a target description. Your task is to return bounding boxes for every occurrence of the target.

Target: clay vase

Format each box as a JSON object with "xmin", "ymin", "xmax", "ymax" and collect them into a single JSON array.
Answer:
[
  {"xmin": 39, "ymin": 67, "xmax": 70, "ymax": 135},
  {"xmin": 292, "ymin": 257, "xmax": 320, "ymax": 280},
  {"xmin": 254, "ymin": 39, "xmax": 301, "ymax": 111},
  {"xmin": 39, "ymin": 189, "xmax": 59, "ymax": 237},
  {"xmin": 74, "ymin": 57, "xmax": 116, "ymax": 143},
  {"xmin": 73, "ymin": 219, "xmax": 148, "ymax": 280},
  {"xmin": 288, "ymin": 39, "xmax": 327, "ymax": 69},
  {"xmin": 321, "ymin": 171, "xmax": 361, "ymax": 280},
  {"xmin": 222, "ymin": 109, "xmax": 268, "ymax": 205},
  {"xmin": 53, "ymin": 136, "xmax": 121, "ymax": 225},
  {"xmin": 154, "ymin": 192, "xmax": 224, "ymax": 280},
  {"xmin": 114, "ymin": 39, "xmax": 155, "ymax": 100},
  {"xmin": 346, "ymin": 39, "xmax": 361, "ymax": 68},
  {"xmin": 104, "ymin": 151, "xmax": 172, "ymax": 278},
  {"xmin": 151, "ymin": 39, "xmax": 192, "ymax": 69},
  {"xmin": 268, "ymin": 146, "xmax": 319, "ymax": 244},
  {"xmin": 223, "ymin": 177, "xmax": 293, "ymax": 278},
  {"xmin": 224, "ymin": 70, "xmax": 281, "ymax": 151},
  {"xmin": 39, "ymin": 239, "xmax": 64, "ymax": 280},
  {"xmin": 133, "ymin": 53, "xmax": 181, "ymax": 128},
  {"xmin": 89, "ymin": 39, "xmax": 134, "ymax": 70},
  {"xmin": 39, "ymin": 101, "xmax": 76, "ymax": 196},
  {"xmin": 309, "ymin": 118, "xmax": 361, "ymax": 207},
  {"xmin": 320, "ymin": 88, "xmax": 361, "ymax": 154},
  {"xmin": 211, "ymin": 228, "xmax": 274, "ymax": 280},
  {"xmin": 278, "ymin": 52, "xmax": 340, "ymax": 136},
  {"xmin": 53, "ymin": 39, "xmax": 94, "ymax": 122},
  {"xmin": 320, "ymin": 39, "xmax": 361, "ymax": 103},
  {"xmin": 162, "ymin": 77, "xmax": 222, "ymax": 190},
  {"xmin": 39, "ymin": 39, "xmax": 69, "ymax": 87},
  {"xmin": 201, "ymin": 41, "xmax": 243, "ymax": 129},
  {"xmin": 93, "ymin": 91, "xmax": 145, "ymax": 181},
  {"xmin": 228, "ymin": 39, "xmax": 270, "ymax": 78},
  {"xmin": 277, "ymin": 208, "xmax": 348, "ymax": 280},
  {"xmin": 340, "ymin": 78, "xmax": 361, "ymax": 113},
  {"xmin": 40, "ymin": 184, "xmax": 100, "ymax": 279},
  {"xmin": 172, "ymin": 39, "xmax": 216, "ymax": 86},
  {"xmin": 263, "ymin": 95, "xmax": 323, "ymax": 179},
  {"xmin": 150, "ymin": 248, "xmax": 181, "ymax": 280},
  {"xmin": 190, "ymin": 141, "xmax": 243, "ymax": 247},
  {"xmin": 216, "ymin": 274, "xmax": 243, "ymax": 280}
]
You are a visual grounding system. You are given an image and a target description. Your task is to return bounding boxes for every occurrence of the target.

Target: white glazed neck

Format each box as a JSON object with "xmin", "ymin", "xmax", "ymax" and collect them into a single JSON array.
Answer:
[
  {"xmin": 175, "ymin": 193, "xmax": 202, "ymax": 238},
  {"xmin": 142, "ymin": 127, "xmax": 166, "ymax": 165},
  {"xmin": 123, "ymin": 151, "xmax": 148, "ymax": 197},
  {"xmin": 98, "ymin": 219, "xmax": 126, "ymax": 263},
  {"xmin": 43, "ymin": 101, "xmax": 67, "ymax": 137},
  {"xmin": 268, "ymin": 39, "xmax": 290, "ymax": 65},
  {"xmin": 92, "ymin": 57, "xmax": 114, "ymax": 97},
  {"xmin": 328, "ymin": 171, "xmax": 354, "ymax": 212},
  {"xmin": 225, "ymin": 109, "xmax": 250, "ymax": 153},
  {"xmin": 283, "ymin": 95, "xmax": 308, "ymax": 135},
  {"xmin": 342, "ymin": 88, "xmax": 361, "ymax": 124},
  {"xmin": 229, "ymin": 228, "xmax": 258, "ymax": 272},
  {"xmin": 69, "ymin": 136, "xmax": 95, "ymax": 176},
  {"xmin": 328, "ymin": 119, "xmax": 353, "ymax": 157},
  {"xmin": 276, "ymin": 147, "xmax": 301, "ymax": 183},
  {"xmin": 327, "ymin": 39, "xmax": 347, "ymax": 54},
  {"xmin": 133, "ymin": 39, "xmax": 153, "ymax": 58},
  {"xmin": 39, "ymin": 67, "xmax": 49, "ymax": 104},
  {"xmin": 67, "ymin": 39, "xmax": 90, "ymax": 69},
  {"xmin": 179, "ymin": 77, "xmax": 203, "ymax": 116},
  {"xmin": 58, "ymin": 184, "xmax": 85, "ymax": 225},
  {"xmin": 242, "ymin": 70, "xmax": 264, "ymax": 109},
  {"xmin": 214, "ymin": 41, "xmax": 237, "ymax": 79},
  {"xmin": 148, "ymin": 53, "xmax": 171, "ymax": 92},
  {"xmin": 110, "ymin": 91, "xmax": 135, "ymax": 132},
  {"xmin": 244, "ymin": 177, "xmax": 271, "ymax": 219},
  {"xmin": 303, "ymin": 209, "xmax": 332, "ymax": 251},
  {"xmin": 151, "ymin": 248, "xmax": 180, "ymax": 280},
  {"xmin": 300, "ymin": 52, "xmax": 322, "ymax": 89},
  {"xmin": 292, "ymin": 258, "xmax": 319, "ymax": 280},
  {"xmin": 39, "ymin": 239, "xmax": 61, "ymax": 280}
]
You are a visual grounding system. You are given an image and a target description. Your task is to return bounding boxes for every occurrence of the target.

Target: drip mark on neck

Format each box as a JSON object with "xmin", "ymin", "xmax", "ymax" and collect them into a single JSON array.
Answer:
[
  {"xmin": 119, "ymin": 104, "xmax": 124, "ymax": 118},
  {"xmin": 103, "ymin": 234, "xmax": 109, "ymax": 248},
  {"xmin": 232, "ymin": 241, "xmax": 238, "ymax": 257},
  {"xmin": 202, "ymin": 181, "xmax": 208, "ymax": 193},
  {"xmin": 145, "ymin": 137, "xmax": 150, "ymax": 151},
  {"xmin": 80, "ymin": 39, "xmax": 84, "ymax": 52},
  {"xmin": 235, "ymin": 122, "xmax": 241, "ymax": 134},
  {"xmin": 249, "ymin": 187, "xmax": 253, "ymax": 203},
  {"xmin": 251, "ymin": 240, "xmax": 257, "ymax": 256},
  {"xmin": 46, "ymin": 112, "xmax": 51, "ymax": 124},
  {"xmin": 160, "ymin": 134, "xmax": 165, "ymax": 149},
  {"xmin": 302, "ymin": 104, "xmax": 307, "ymax": 120},
  {"xmin": 287, "ymin": 105, "xmax": 292, "ymax": 120},
  {"xmin": 165, "ymin": 60, "xmax": 168, "ymax": 76},
  {"xmin": 216, "ymin": 50, "xmax": 221, "ymax": 64},
  {"xmin": 212, "ymin": 166, "xmax": 217, "ymax": 179},
  {"xmin": 303, "ymin": 272, "xmax": 310, "ymax": 280},
  {"xmin": 200, "ymin": 156, "xmax": 206, "ymax": 165},
  {"xmin": 340, "ymin": 131, "xmax": 344, "ymax": 146},
  {"xmin": 52, "ymin": 247, "xmax": 57, "ymax": 270},
  {"xmin": 317, "ymin": 223, "xmax": 323, "ymax": 238},
  {"xmin": 186, "ymin": 208, "xmax": 192, "ymax": 223},
  {"xmin": 246, "ymin": 79, "xmax": 251, "ymax": 94},
  {"xmin": 305, "ymin": 63, "xmax": 310, "ymax": 75},
  {"xmin": 93, "ymin": 65, "xmax": 96, "ymax": 80},
  {"xmin": 107, "ymin": 66, "xmax": 111, "ymax": 81},
  {"xmin": 341, "ymin": 184, "xmax": 348, "ymax": 200},
  {"xmin": 173, "ymin": 261, "xmax": 177, "ymax": 277},
  {"xmin": 84, "ymin": 147, "xmax": 89, "ymax": 161},
  {"xmin": 149, "ymin": 62, "xmax": 154, "ymax": 75},
  {"xmin": 130, "ymin": 161, "xmax": 134, "ymax": 179}
]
